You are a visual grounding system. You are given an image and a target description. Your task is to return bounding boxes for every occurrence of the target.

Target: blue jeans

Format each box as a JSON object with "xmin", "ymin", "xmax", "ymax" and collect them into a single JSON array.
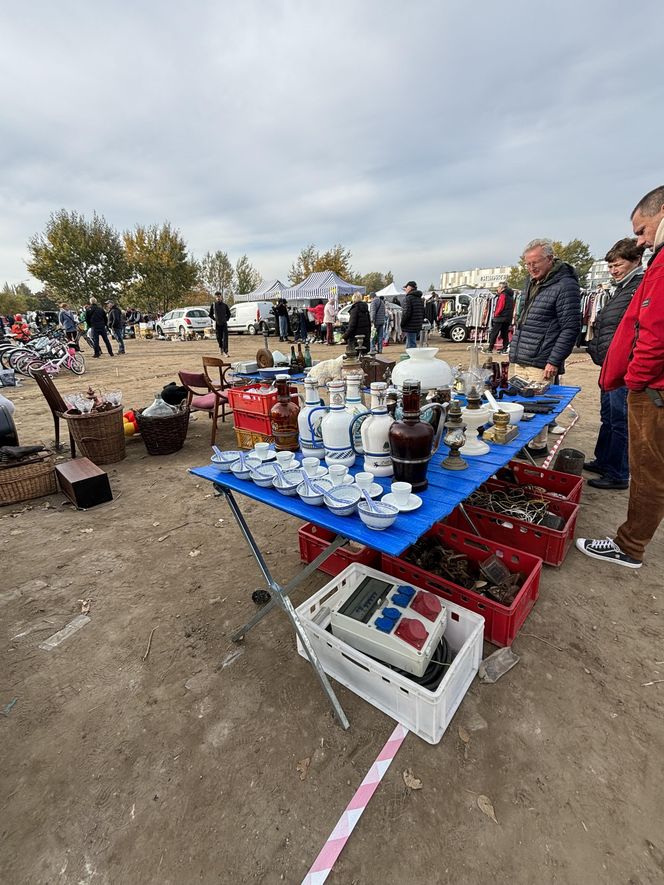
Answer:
[
  {"xmin": 405, "ymin": 331, "xmax": 418, "ymax": 349},
  {"xmin": 372, "ymin": 324, "xmax": 384, "ymax": 353},
  {"xmin": 111, "ymin": 327, "xmax": 125, "ymax": 353},
  {"xmin": 593, "ymin": 387, "xmax": 629, "ymax": 481},
  {"xmin": 278, "ymin": 316, "xmax": 289, "ymax": 339}
]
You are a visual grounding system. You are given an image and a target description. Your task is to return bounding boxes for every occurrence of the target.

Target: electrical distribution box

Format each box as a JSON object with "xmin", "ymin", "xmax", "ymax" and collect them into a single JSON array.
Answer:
[{"xmin": 329, "ymin": 574, "xmax": 447, "ymax": 677}]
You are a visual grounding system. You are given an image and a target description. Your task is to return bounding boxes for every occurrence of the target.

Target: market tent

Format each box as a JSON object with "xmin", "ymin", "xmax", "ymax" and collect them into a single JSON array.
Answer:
[
  {"xmin": 233, "ymin": 279, "xmax": 289, "ymax": 303},
  {"xmin": 281, "ymin": 271, "xmax": 365, "ymax": 301},
  {"xmin": 375, "ymin": 281, "xmax": 403, "ymax": 299}
]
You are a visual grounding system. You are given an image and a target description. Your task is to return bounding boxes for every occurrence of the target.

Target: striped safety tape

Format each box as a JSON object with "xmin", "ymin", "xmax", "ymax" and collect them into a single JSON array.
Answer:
[
  {"xmin": 301, "ymin": 723, "xmax": 409, "ymax": 884},
  {"xmin": 542, "ymin": 405, "xmax": 580, "ymax": 469}
]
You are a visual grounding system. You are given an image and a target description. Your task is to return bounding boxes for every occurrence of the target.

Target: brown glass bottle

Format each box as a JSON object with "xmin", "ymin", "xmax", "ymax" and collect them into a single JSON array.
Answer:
[
  {"xmin": 388, "ymin": 380, "xmax": 434, "ymax": 491},
  {"xmin": 269, "ymin": 375, "xmax": 300, "ymax": 452}
]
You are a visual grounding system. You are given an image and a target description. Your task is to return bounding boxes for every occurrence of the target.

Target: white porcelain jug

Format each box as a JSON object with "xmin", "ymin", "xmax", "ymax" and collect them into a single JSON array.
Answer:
[
  {"xmin": 308, "ymin": 380, "xmax": 356, "ymax": 467},
  {"xmin": 298, "ymin": 377, "xmax": 325, "ymax": 458},
  {"xmin": 391, "ymin": 347, "xmax": 453, "ymax": 391},
  {"xmin": 344, "ymin": 373, "xmax": 368, "ymax": 454},
  {"xmin": 349, "ymin": 382, "xmax": 394, "ymax": 476}
]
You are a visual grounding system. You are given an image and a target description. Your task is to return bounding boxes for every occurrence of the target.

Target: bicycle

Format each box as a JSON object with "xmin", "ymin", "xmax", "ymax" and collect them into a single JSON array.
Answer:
[{"xmin": 26, "ymin": 341, "xmax": 86, "ymax": 377}]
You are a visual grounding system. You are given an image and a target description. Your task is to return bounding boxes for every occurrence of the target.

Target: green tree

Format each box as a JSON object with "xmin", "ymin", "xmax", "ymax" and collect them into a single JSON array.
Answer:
[
  {"xmin": 289, "ymin": 244, "xmax": 354, "ymax": 284},
  {"xmin": 0, "ymin": 282, "xmax": 32, "ymax": 316},
  {"xmin": 235, "ymin": 254, "xmax": 262, "ymax": 296},
  {"xmin": 507, "ymin": 238, "xmax": 594, "ymax": 290},
  {"xmin": 26, "ymin": 210, "xmax": 128, "ymax": 305},
  {"xmin": 198, "ymin": 250, "xmax": 235, "ymax": 299},
  {"xmin": 123, "ymin": 223, "xmax": 198, "ymax": 315},
  {"xmin": 354, "ymin": 270, "xmax": 394, "ymax": 293}
]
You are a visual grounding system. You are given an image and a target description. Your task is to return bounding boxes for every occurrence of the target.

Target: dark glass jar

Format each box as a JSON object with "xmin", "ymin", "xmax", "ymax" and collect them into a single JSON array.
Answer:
[
  {"xmin": 388, "ymin": 380, "xmax": 435, "ymax": 491},
  {"xmin": 269, "ymin": 375, "xmax": 300, "ymax": 452}
]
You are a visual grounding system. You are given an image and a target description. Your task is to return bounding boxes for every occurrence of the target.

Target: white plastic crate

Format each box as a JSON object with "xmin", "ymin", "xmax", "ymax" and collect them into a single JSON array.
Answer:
[{"xmin": 296, "ymin": 564, "xmax": 484, "ymax": 744}]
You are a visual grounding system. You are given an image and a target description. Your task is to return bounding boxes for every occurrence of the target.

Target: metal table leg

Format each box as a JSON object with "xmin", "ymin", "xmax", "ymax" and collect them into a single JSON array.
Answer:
[{"xmin": 215, "ymin": 484, "xmax": 351, "ymax": 730}]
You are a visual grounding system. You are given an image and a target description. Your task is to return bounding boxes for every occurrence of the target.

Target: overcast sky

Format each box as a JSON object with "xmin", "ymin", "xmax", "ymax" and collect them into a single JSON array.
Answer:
[{"xmin": 1, "ymin": 0, "xmax": 662, "ymax": 291}]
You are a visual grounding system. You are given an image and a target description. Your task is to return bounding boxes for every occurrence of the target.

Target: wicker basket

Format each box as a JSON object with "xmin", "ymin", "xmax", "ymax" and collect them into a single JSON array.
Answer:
[
  {"xmin": 63, "ymin": 406, "xmax": 126, "ymax": 465},
  {"xmin": 136, "ymin": 407, "xmax": 190, "ymax": 455},
  {"xmin": 0, "ymin": 453, "xmax": 57, "ymax": 505}
]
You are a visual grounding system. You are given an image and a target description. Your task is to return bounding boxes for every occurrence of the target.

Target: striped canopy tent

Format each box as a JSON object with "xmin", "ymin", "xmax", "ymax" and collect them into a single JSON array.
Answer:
[
  {"xmin": 234, "ymin": 279, "xmax": 288, "ymax": 303},
  {"xmin": 281, "ymin": 271, "xmax": 365, "ymax": 302}
]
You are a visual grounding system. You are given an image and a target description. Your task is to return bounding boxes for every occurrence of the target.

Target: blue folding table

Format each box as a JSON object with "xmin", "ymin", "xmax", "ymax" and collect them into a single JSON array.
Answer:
[{"xmin": 191, "ymin": 385, "xmax": 580, "ymax": 728}]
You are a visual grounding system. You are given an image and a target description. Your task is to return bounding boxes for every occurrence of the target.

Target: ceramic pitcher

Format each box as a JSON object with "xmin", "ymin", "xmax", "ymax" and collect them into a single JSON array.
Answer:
[
  {"xmin": 349, "ymin": 382, "xmax": 394, "ymax": 476},
  {"xmin": 298, "ymin": 376, "xmax": 325, "ymax": 458},
  {"xmin": 307, "ymin": 380, "xmax": 356, "ymax": 467},
  {"xmin": 344, "ymin": 373, "xmax": 368, "ymax": 454}
]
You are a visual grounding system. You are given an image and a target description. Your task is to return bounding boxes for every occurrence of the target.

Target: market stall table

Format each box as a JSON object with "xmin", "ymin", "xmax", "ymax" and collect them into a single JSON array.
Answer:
[{"xmin": 191, "ymin": 384, "xmax": 579, "ymax": 728}]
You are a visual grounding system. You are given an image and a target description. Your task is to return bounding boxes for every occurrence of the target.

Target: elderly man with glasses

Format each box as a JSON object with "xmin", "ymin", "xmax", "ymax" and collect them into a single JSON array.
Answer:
[{"xmin": 509, "ymin": 238, "xmax": 581, "ymax": 456}]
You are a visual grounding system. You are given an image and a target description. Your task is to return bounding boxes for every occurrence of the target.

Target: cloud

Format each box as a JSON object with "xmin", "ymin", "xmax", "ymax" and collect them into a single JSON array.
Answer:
[{"xmin": 1, "ymin": 0, "xmax": 662, "ymax": 291}]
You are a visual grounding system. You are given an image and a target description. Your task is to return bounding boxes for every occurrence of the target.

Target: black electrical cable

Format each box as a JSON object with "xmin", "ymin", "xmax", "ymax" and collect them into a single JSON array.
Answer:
[{"xmin": 386, "ymin": 636, "xmax": 454, "ymax": 691}]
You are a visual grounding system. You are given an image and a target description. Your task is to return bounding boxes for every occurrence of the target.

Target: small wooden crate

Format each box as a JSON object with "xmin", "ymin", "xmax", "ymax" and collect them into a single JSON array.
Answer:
[{"xmin": 234, "ymin": 427, "xmax": 274, "ymax": 450}]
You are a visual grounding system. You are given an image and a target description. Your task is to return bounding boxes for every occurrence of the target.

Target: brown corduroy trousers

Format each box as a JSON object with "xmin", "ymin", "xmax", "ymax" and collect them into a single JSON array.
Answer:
[{"xmin": 615, "ymin": 390, "xmax": 664, "ymax": 560}]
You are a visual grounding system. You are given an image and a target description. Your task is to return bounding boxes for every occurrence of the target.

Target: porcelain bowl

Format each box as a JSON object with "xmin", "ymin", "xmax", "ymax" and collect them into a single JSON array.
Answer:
[
  {"xmin": 491, "ymin": 401, "xmax": 524, "ymax": 424},
  {"xmin": 211, "ymin": 450, "xmax": 242, "ymax": 472},
  {"xmin": 249, "ymin": 467, "xmax": 274, "ymax": 487},
  {"xmin": 357, "ymin": 498, "xmax": 399, "ymax": 530},
  {"xmin": 297, "ymin": 477, "xmax": 333, "ymax": 506},
  {"xmin": 272, "ymin": 468, "xmax": 304, "ymax": 496},
  {"xmin": 231, "ymin": 455, "xmax": 261, "ymax": 480},
  {"xmin": 324, "ymin": 484, "xmax": 361, "ymax": 516}
]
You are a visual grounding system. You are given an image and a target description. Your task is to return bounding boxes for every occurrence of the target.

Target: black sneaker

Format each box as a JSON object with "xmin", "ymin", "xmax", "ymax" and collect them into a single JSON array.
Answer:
[
  {"xmin": 583, "ymin": 461, "xmax": 603, "ymax": 475},
  {"xmin": 575, "ymin": 537, "xmax": 642, "ymax": 569},
  {"xmin": 525, "ymin": 444, "xmax": 549, "ymax": 459},
  {"xmin": 587, "ymin": 477, "xmax": 629, "ymax": 490}
]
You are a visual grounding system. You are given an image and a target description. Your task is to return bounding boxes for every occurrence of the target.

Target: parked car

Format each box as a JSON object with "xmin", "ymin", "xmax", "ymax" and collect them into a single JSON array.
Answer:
[
  {"xmin": 156, "ymin": 307, "xmax": 212, "ymax": 339},
  {"xmin": 227, "ymin": 301, "xmax": 276, "ymax": 336},
  {"xmin": 336, "ymin": 300, "xmax": 403, "ymax": 334},
  {"xmin": 439, "ymin": 313, "xmax": 469, "ymax": 343}
]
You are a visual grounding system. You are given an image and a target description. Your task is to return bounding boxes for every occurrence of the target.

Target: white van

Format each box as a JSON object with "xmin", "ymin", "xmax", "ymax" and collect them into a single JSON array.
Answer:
[{"xmin": 226, "ymin": 301, "xmax": 277, "ymax": 336}]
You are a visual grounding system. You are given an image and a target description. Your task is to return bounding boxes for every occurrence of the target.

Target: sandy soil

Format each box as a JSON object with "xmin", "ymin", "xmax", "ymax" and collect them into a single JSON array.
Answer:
[{"xmin": 1, "ymin": 332, "xmax": 663, "ymax": 885}]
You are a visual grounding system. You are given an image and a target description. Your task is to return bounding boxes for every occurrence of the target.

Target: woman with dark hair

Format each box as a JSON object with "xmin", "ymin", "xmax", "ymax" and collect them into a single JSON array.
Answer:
[{"xmin": 585, "ymin": 237, "xmax": 645, "ymax": 489}]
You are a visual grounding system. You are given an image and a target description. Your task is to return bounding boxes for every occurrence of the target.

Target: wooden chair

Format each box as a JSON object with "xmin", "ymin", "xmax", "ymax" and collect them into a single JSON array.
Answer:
[
  {"xmin": 201, "ymin": 356, "xmax": 233, "ymax": 427},
  {"xmin": 32, "ymin": 369, "xmax": 76, "ymax": 455},
  {"xmin": 178, "ymin": 370, "xmax": 229, "ymax": 446}
]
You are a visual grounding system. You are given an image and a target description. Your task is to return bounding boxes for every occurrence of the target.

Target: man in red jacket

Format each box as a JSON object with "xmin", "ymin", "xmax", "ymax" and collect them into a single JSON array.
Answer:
[{"xmin": 577, "ymin": 185, "xmax": 664, "ymax": 568}]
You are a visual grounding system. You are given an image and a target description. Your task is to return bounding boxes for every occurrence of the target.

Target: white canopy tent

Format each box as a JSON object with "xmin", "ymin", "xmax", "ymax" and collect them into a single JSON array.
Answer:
[{"xmin": 375, "ymin": 281, "xmax": 403, "ymax": 299}]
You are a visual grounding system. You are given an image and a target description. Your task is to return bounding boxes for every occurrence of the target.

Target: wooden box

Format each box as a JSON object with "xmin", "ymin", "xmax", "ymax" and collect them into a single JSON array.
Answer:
[{"xmin": 56, "ymin": 458, "xmax": 113, "ymax": 509}]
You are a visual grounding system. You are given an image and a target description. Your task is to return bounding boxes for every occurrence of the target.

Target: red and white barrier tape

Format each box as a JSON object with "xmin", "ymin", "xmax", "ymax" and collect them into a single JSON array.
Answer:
[
  {"xmin": 302, "ymin": 723, "xmax": 409, "ymax": 884},
  {"xmin": 542, "ymin": 405, "xmax": 579, "ymax": 469}
]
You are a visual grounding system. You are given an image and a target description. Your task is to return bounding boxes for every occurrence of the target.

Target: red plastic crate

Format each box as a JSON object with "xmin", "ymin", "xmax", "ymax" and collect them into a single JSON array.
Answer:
[
  {"xmin": 493, "ymin": 460, "xmax": 583, "ymax": 504},
  {"xmin": 227, "ymin": 385, "xmax": 298, "ymax": 417},
  {"xmin": 298, "ymin": 523, "xmax": 380, "ymax": 577},
  {"xmin": 445, "ymin": 496, "xmax": 579, "ymax": 567},
  {"xmin": 380, "ymin": 523, "xmax": 543, "ymax": 647},
  {"xmin": 232, "ymin": 408, "xmax": 273, "ymax": 436}
]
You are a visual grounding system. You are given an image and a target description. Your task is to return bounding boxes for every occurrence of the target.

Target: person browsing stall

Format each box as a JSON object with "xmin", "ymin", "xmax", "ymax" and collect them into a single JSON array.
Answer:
[{"xmin": 577, "ymin": 185, "xmax": 664, "ymax": 568}]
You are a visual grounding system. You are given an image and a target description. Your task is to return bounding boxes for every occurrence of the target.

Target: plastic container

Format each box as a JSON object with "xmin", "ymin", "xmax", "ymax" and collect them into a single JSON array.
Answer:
[
  {"xmin": 445, "ymin": 497, "xmax": 579, "ymax": 567},
  {"xmin": 298, "ymin": 522, "xmax": 380, "ymax": 576},
  {"xmin": 295, "ymin": 563, "xmax": 484, "ymax": 744},
  {"xmin": 234, "ymin": 427, "xmax": 274, "ymax": 450},
  {"xmin": 227, "ymin": 385, "xmax": 298, "ymax": 417},
  {"xmin": 232, "ymin": 408, "xmax": 273, "ymax": 436},
  {"xmin": 493, "ymin": 460, "xmax": 583, "ymax": 504},
  {"xmin": 381, "ymin": 523, "xmax": 542, "ymax": 647}
]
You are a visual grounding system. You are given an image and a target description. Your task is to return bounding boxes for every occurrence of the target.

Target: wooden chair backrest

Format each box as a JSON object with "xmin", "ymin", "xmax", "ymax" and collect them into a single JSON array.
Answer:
[
  {"xmin": 201, "ymin": 356, "xmax": 231, "ymax": 391},
  {"xmin": 32, "ymin": 369, "xmax": 67, "ymax": 416}
]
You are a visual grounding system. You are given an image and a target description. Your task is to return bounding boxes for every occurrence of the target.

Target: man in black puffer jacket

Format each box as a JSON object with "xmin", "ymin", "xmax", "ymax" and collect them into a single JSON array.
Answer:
[
  {"xmin": 585, "ymin": 238, "xmax": 644, "ymax": 489},
  {"xmin": 510, "ymin": 239, "xmax": 581, "ymax": 455},
  {"xmin": 401, "ymin": 281, "xmax": 424, "ymax": 348}
]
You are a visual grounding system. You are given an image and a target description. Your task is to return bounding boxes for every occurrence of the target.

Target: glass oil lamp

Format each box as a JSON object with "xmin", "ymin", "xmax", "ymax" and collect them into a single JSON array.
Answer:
[{"xmin": 441, "ymin": 400, "xmax": 468, "ymax": 470}]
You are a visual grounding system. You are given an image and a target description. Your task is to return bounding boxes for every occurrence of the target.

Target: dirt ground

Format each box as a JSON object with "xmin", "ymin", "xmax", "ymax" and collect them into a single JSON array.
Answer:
[{"xmin": 1, "ymin": 331, "xmax": 663, "ymax": 885}]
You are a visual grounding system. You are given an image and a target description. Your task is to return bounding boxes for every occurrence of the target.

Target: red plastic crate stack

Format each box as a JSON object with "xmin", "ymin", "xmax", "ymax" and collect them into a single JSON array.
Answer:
[
  {"xmin": 380, "ymin": 522, "xmax": 543, "ymax": 647},
  {"xmin": 228, "ymin": 384, "xmax": 298, "ymax": 437},
  {"xmin": 298, "ymin": 523, "xmax": 381, "ymax": 577},
  {"xmin": 445, "ymin": 485, "xmax": 579, "ymax": 567},
  {"xmin": 491, "ymin": 460, "xmax": 583, "ymax": 504}
]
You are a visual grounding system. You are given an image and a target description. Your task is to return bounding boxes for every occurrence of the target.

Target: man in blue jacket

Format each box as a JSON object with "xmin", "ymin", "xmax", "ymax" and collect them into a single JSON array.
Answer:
[{"xmin": 509, "ymin": 239, "xmax": 581, "ymax": 456}]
